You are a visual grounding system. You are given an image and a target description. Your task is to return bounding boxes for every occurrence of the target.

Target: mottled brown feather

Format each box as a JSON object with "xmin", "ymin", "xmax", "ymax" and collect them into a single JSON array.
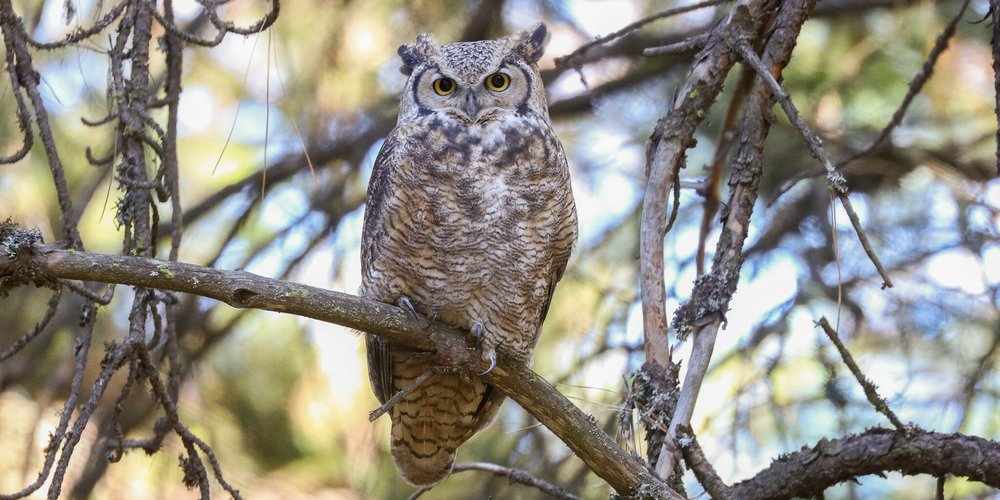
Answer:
[{"xmin": 360, "ymin": 23, "xmax": 577, "ymax": 486}]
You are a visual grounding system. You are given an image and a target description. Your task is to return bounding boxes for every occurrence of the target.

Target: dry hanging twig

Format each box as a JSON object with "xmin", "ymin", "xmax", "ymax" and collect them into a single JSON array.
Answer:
[
  {"xmin": 408, "ymin": 462, "xmax": 580, "ymax": 500},
  {"xmin": 816, "ymin": 317, "xmax": 905, "ymax": 430},
  {"xmin": 731, "ymin": 36, "xmax": 894, "ymax": 289}
]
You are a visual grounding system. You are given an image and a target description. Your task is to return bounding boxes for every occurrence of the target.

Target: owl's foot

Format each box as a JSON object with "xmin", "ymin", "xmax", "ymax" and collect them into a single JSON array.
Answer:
[
  {"xmin": 472, "ymin": 322, "xmax": 484, "ymax": 346},
  {"xmin": 472, "ymin": 322, "xmax": 497, "ymax": 375},
  {"xmin": 479, "ymin": 350, "xmax": 497, "ymax": 376},
  {"xmin": 397, "ymin": 296, "xmax": 419, "ymax": 320}
]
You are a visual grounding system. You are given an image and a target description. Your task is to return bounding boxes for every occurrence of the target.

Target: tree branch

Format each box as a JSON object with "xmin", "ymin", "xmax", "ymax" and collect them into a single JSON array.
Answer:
[
  {"xmin": 730, "ymin": 428, "xmax": 1000, "ymax": 499},
  {"xmin": 639, "ymin": 0, "xmax": 767, "ymax": 371},
  {"xmin": 408, "ymin": 462, "xmax": 580, "ymax": 500},
  {"xmin": 816, "ymin": 317, "xmax": 905, "ymax": 430},
  {"xmin": 655, "ymin": 0, "xmax": 817, "ymax": 480},
  {"xmin": 554, "ymin": 0, "xmax": 729, "ymax": 68},
  {"xmin": 732, "ymin": 35, "xmax": 894, "ymax": 289},
  {"xmin": 0, "ymin": 235, "xmax": 676, "ymax": 498}
]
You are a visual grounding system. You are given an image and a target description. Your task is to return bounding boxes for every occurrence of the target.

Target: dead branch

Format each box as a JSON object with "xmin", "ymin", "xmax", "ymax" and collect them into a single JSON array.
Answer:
[
  {"xmin": 732, "ymin": 33, "xmax": 894, "ymax": 289},
  {"xmin": 776, "ymin": 0, "xmax": 974, "ymax": 197},
  {"xmin": 834, "ymin": 0, "xmax": 970, "ymax": 170},
  {"xmin": 655, "ymin": 0, "xmax": 817, "ymax": 480},
  {"xmin": 816, "ymin": 317, "xmax": 905, "ymax": 430},
  {"xmin": 554, "ymin": 0, "xmax": 728, "ymax": 68},
  {"xmin": 639, "ymin": 0, "xmax": 768, "ymax": 371},
  {"xmin": 408, "ymin": 462, "xmax": 580, "ymax": 500}
]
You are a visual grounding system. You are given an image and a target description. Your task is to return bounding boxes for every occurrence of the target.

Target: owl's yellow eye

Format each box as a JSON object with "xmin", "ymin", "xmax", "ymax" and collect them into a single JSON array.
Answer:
[
  {"xmin": 433, "ymin": 78, "xmax": 456, "ymax": 96},
  {"xmin": 485, "ymin": 73, "xmax": 510, "ymax": 92}
]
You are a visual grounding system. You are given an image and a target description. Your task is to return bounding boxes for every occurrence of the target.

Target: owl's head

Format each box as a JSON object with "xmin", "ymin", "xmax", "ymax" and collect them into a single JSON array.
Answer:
[{"xmin": 396, "ymin": 23, "xmax": 550, "ymax": 124}]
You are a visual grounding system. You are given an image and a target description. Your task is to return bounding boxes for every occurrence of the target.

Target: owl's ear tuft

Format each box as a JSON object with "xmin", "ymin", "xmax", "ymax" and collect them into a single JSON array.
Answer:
[
  {"xmin": 517, "ymin": 23, "xmax": 549, "ymax": 65},
  {"xmin": 399, "ymin": 33, "xmax": 438, "ymax": 75}
]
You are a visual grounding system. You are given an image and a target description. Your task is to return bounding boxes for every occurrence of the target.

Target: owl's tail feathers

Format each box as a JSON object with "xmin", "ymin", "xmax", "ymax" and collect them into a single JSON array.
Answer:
[{"xmin": 390, "ymin": 437, "xmax": 456, "ymax": 486}]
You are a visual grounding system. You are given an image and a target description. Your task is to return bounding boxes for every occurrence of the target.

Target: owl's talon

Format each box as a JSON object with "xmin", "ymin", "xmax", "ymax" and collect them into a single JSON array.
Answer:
[
  {"xmin": 397, "ymin": 296, "xmax": 419, "ymax": 320},
  {"xmin": 478, "ymin": 351, "xmax": 497, "ymax": 376},
  {"xmin": 472, "ymin": 322, "xmax": 484, "ymax": 346}
]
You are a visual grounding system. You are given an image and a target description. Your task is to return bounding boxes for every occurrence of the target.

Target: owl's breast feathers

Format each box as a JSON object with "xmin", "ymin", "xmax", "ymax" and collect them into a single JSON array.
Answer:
[{"xmin": 385, "ymin": 114, "xmax": 572, "ymax": 272}]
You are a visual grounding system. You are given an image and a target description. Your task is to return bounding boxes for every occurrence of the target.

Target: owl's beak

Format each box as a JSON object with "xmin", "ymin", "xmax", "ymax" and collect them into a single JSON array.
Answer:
[{"xmin": 464, "ymin": 92, "xmax": 480, "ymax": 122}]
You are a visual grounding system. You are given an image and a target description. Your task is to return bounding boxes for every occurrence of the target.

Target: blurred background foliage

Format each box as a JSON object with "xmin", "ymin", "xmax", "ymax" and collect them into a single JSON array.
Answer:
[{"xmin": 0, "ymin": 0, "xmax": 998, "ymax": 498}]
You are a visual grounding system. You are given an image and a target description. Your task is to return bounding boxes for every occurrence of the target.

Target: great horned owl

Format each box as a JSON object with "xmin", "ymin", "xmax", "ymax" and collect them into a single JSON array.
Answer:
[{"xmin": 360, "ymin": 23, "xmax": 577, "ymax": 486}]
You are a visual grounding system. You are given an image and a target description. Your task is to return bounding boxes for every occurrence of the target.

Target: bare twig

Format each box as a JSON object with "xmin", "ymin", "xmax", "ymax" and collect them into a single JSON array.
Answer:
[
  {"xmin": 958, "ymin": 325, "xmax": 1000, "ymax": 429},
  {"xmin": 203, "ymin": 0, "xmax": 280, "ymax": 37},
  {"xmin": 732, "ymin": 38, "xmax": 894, "ymax": 289},
  {"xmin": 144, "ymin": 0, "xmax": 279, "ymax": 47},
  {"xmin": 0, "ymin": 29, "xmax": 32, "ymax": 164},
  {"xmin": 162, "ymin": 0, "xmax": 184, "ymax": 262},
  {"xmin": 48, "ymin": 320, "xmax": 117, "ymax": 500},
  {"xmin": 0, "ymin": 0, "xmax": 83, "ymax": 247},
  {"xmin": 105, "ymin": 357, "xmax": 139, "ymax": 464},
  {"xmin": 408, "ymin": 462, "xmax": 580, "ymax": 500},
  {"xmin": 555, "ymin": 0, "xmax": 728, "ymax": 68},
  {"xmin": 643, "ymin": 33, "xmax": 710, "ymax": 56},
  {"xmin": 368, "ymin": 367, "xmax": 445, "ymax": 422},
  {"xmin": 775, "ymin": 0, "xmax": 973, "ymax": 196},
  {"xmin": 816, "ymin": 317, "xmax": 905, "ymax": 430},
  {"xmin": 135, "ymin": 343, "xmax": 243, "ymax": 499},
  {"xmin": 0, "ymin": 290, "xmax": 61, "ymax": 362},
  {"xmin": 60, "ymin": 280, "xmax": 114, "ymax": 304},
  {"xmin": 0, "ymin": 304, "xmax": 98, "ymax": 500},
  {"xmin": 836, "ymin": 0, "xmax": 970, "ymax": 170},
  {"xmin": 14, "ymin": 1, "xmax": 127, "ymax": 49}
]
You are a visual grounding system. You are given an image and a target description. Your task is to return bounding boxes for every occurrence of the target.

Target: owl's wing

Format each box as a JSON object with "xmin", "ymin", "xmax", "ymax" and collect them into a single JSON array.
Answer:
[
  {"xmin": 366, "ymin": 334, "xmax": 393, "ymax": 404},
  {"xmin": 534, "ymin": 199, "xmax": 575, "ymax": 341},
  {"xmin": 361, "ymin": 130, "xmax": 400, "ymax": 278},
  {"xmin": 362, "ymin": 130, "xmax": 402, "ymax": 406},
  {"xmin": 537, "ymin": 260, "xmax": 567, "ymax": 329}
]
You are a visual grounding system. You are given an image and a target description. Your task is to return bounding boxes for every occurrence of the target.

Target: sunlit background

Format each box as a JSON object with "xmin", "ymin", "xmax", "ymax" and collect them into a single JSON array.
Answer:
[{"xmin": 1, "ymin": 0, "xmax": 999, "ymax": 498}]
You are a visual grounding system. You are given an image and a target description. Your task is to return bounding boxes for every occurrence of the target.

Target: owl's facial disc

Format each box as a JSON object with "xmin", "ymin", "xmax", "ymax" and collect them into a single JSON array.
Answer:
[{"xmin": 417, "ymin": 66, "xmax": 524, "ymax": 124}]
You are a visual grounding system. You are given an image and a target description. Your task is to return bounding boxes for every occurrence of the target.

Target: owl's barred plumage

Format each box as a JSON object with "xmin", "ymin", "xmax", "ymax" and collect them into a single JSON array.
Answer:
[{"xmin": 361, "ymin": 23, "xmax": 577, "ymax": 486}]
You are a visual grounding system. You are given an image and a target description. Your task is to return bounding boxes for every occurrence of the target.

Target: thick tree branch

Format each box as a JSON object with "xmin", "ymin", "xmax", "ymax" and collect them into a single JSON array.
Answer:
[
  {"xmin": 656, "ymin": 0, "xmax": 816, "ymax": 480},
  {"xmin": 0, "ymin": 237, "xmax": 675, "ymax": 498},
  {"xmin": 730, "ymin": 428, "xmax": 1000, "ymax": 499},
  {"xmin": 640, "ymin": 0, "xmax": 768, "ymax": 370}
]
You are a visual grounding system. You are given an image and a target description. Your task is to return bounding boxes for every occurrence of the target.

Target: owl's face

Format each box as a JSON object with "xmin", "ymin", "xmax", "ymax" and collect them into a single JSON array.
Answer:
[{"xmin": 396, "ymin": 24, "xmax": 550, "ymax": 125}]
